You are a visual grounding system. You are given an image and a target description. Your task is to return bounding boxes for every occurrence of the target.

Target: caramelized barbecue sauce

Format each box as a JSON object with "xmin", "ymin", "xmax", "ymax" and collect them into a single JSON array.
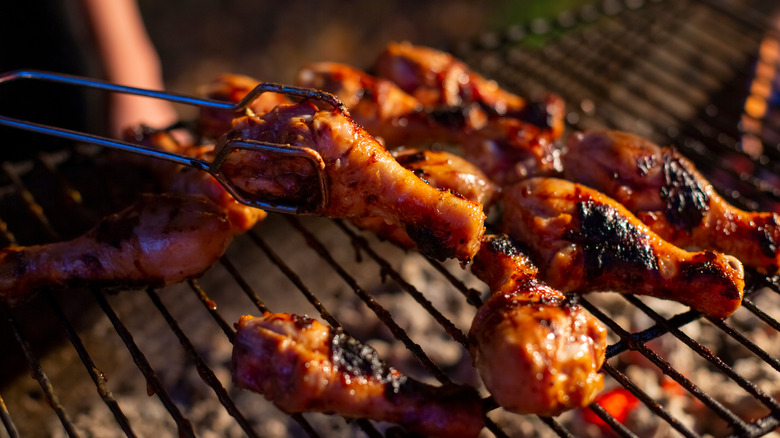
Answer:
[
  {"xmin": 565, "ymin": 200, "xmax": 659, "ymax": 280},
  {"xmin": 660, "ymin": 153, "xmax": 709, "ymax": 233},
  {"xmin": 330, "ymin": 328, "xmax": 406, "ymax": 395}
]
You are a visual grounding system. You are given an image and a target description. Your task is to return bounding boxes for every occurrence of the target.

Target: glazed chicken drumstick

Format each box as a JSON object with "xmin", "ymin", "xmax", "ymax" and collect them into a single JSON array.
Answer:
[
  {"xmin": 469, "ymin": 234, "xmax": 607, "ymax": 416},
  {"xmin": 350, "ymin": 148, "xmax": 498, "ymax": 249},
  {"xmin": 232, "ymin": 313, "xmax": 485, "ymax": 438},
  {"xmin": 564, "ymin": 130, "xmax": 780, "ymax": 275},
  {"xmin": 501, "ymin": 177, "xmax": 745, "ymax": 318},
  {"xmin": 297, "ymin": 59, "xmax": 563, "ymax": 184},
  {"xmin": 219, "ymin": 100, "xmax": 486, "ymax": 262},
  {"xmin": 372, "ymin": 41, "xmax": 566, "ymax": 140},
  {"xmin": 0, "ymin": 129, "xmax": 265, "ymax": 306}
]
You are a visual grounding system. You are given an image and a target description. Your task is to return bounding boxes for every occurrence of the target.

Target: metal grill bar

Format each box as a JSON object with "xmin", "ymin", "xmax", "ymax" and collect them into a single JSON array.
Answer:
[
  {"xmin": 285, "ymin": 215, "xmax": 456, "ymax": 386},
  {"xmin": 580, "ymin": 298, "xmax": 753, "ymax": 436},
  {"xmin": 601, "ymin": 362, "xmax": 700, "ymax": 438},
  {"xmin": 625, "ymin": 295, "xmax": 780, "ymax": 415},
  {"xmin": 1, "ymin": 303, "xmax": 79, "ymax": 437},
  {"xmin": 333, "ymin": 220, "xmax": 470, "ymax": 346},
  {"xmin": 742, "ymin": 298, "xmax": 780, "ymax": 332},
  {"xmin": 91, "ymin": 290, "xmax": 196, "ymax": 438},
  {"xmin": 586, "ymin": 402, "xmax": 638, "ymax": 438},
  {"xmin": 0, "ymin": 393, "xmax": 19, "ymax": 438},
  {"xmin": 144, "ymin": 288, "xmax": 260, "ymax": 438},
  {"xmin": 1, "ymin": 1, "xmax": 779, "ymax": 437},
  {"xmin": 44, "ymin": 291, "xmax": 137, "ymax": 437},
  {"xmin": 244, "ymin": 230, "xmax": 339, "ymax": 327}
]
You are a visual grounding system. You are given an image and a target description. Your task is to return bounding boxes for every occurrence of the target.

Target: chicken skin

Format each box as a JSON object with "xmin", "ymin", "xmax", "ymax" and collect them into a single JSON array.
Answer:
[
  {"xmin": 232, "ymin": 313, "xmax": 485, "ymax": 438},
  {"xmin": 350, "ymin": 148, "xmax": 499, "ymax": 249},
  {"xmin": 501, "ymin": 177, "xmax": 745, "ymax": 318},
  {"xmin": 296, "ymin": 61, "xmax": 488, "ymax": 148},
  {"xmin": 220, "ymin": 101, "xmax": 486, "ymax": 262},
  {"xmin": 372, "ymin": 41, "xmax": 566, "ymax": 140},
  {"xmin": 469, "ymin": 235, "xmax": 607, "ymax": 416},
  {"xmin": 564, "ymin": 130, "xmax": 780, "ymax": 275},
  {"xmin": 196, "ymin": 73, "xmax": 291, "ymax": 139}
]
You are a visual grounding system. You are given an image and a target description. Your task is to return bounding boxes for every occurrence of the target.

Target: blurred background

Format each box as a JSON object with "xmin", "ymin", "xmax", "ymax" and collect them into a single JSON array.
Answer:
[{"xmin": 0, "ymin": 0, "xmax": 589, "ymax": 159}]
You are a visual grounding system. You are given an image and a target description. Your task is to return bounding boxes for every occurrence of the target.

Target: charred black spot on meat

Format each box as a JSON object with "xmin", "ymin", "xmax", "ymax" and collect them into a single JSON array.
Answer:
[
  {"xmin": 660, "ymin": 154, "xmax": 709, "ymax": 232},
  {"xmin": 409, "ymin": 168, "xmax": 430, "ymax": 184},
  {"xmin": 5, "ymin": 249, "xmax": 26, "ymax": 278},
  {"xmin": 509, "ymin": 100, "xmax": 553, "ymax": 130},
  {"xmin": 330, "ymin": 328, "xmax": 406, "ymax": 394},
  {"xmin": 394, "ymin": 151, "xmax": 428, "ymax": 166},
  {"xmin": 92, "ymin": 210, "xmax": 140, "ymax": 248},
  {"xmin": 679, "ymin": 253, "xmax": 742, "ymax": 301},
  {"xmin": 79, "ymin": 254, "xmax": 104, "ymax": 275},
  {"xmin": 427, "ymin": 105, "xmax": 472, "ymax": 128},
  {"xmin": 564, "ymin": 200, "xmax": 658, "ymax": 278},
  {"xmin": 406, "ymin": 224, "xmax": 455, "ymax": 261},
  {"xmin": 484, "ymin": 234, "xmax": 522, "ymax": 258}
]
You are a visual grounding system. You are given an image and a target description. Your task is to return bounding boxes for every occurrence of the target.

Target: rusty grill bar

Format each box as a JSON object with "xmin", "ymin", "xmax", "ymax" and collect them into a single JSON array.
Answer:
[{"xmin": 2, "ymin": 0, "xmax": 780, "ymax": 437}]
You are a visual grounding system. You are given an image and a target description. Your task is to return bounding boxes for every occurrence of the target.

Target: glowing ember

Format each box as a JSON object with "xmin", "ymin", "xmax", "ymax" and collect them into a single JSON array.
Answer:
[{"xmin": 584, "ymin": 388, "xmax": 640, "ymax": 427}]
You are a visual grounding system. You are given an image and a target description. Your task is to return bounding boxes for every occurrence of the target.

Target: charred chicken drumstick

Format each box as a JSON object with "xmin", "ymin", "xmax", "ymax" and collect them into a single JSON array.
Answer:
[
  {"xmin": 232, "ymin": 312, "xmax": 485, "ymax": 438},
  {"xmin": 220, "ymin": 100, "xmax": 486, "ymax": 262},
  {"xmin": 501, "ymin": 177, "xmax": 745, "ymax": 318},
  {"xmin": 563, "ymin": 130, "xmax": 780, "ymax": 275},
  {"xmin": 469, "ymin": 235, "xmax": 607, "ymax": 416}
]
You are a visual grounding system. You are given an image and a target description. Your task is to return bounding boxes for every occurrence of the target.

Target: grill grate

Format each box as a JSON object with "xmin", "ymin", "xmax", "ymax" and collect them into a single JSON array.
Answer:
[{"xmin": 2, "ymin": 0, "xmax": 780, "ymax": 437}]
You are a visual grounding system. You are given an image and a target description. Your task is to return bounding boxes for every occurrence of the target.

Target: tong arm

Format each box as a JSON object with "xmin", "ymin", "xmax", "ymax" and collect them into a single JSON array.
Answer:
[{"xmin": 0, "ymin": 69, "xmax": 335, "ymax": 214}]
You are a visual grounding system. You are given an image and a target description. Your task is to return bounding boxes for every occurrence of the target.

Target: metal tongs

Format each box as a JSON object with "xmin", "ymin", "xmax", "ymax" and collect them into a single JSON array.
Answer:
[{"xmin": 0, "ymin": 70, "xmax": 346, "ymax": 214}]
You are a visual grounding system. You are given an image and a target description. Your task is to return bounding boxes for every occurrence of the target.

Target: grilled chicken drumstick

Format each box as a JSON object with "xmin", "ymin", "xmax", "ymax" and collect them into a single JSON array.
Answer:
[
  {"xmin": 351, "ymin": 148, "xmax": 498, "ymax": 249},
  {"xmin": 564, "ymin": 130, "xmax": 780, "ymax": 275},
  {"xmin": 296, "ymin": 61, "xmax": 488, "ymax": 148},
  {"xmin": 220, "ymin": 100, "xmax": 486, "ymax": 262},
  {"xmin": 372, "ymin": 41, "xmax": 566, "ymax": 141},
  {"xmin": 232, "ymin": 312, "xmax": 485, "ymax": 438},
  {"xmin": 0, "ymin": 130, "xmax": 265, "ymax": 306},
  {"xmin": 501, "ymin": 177, "xmax": 745, "ymax": 318},
  {"xmin": 469, "ymin": 235, "xmax": 607, "ymax": 416},
  {"xmin": 296, "ymin": 60, "xmax": 562, "ymax": 184},
  {"xmin": 0, "ymin": 194, "xmax": 233, "ymax": 306}
]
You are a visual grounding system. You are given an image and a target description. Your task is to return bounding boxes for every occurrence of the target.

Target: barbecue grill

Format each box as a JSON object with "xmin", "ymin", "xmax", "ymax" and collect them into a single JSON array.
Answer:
[{"xmin": 2, "ymin": 0, "xmax": 780, "ymax": 437}]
